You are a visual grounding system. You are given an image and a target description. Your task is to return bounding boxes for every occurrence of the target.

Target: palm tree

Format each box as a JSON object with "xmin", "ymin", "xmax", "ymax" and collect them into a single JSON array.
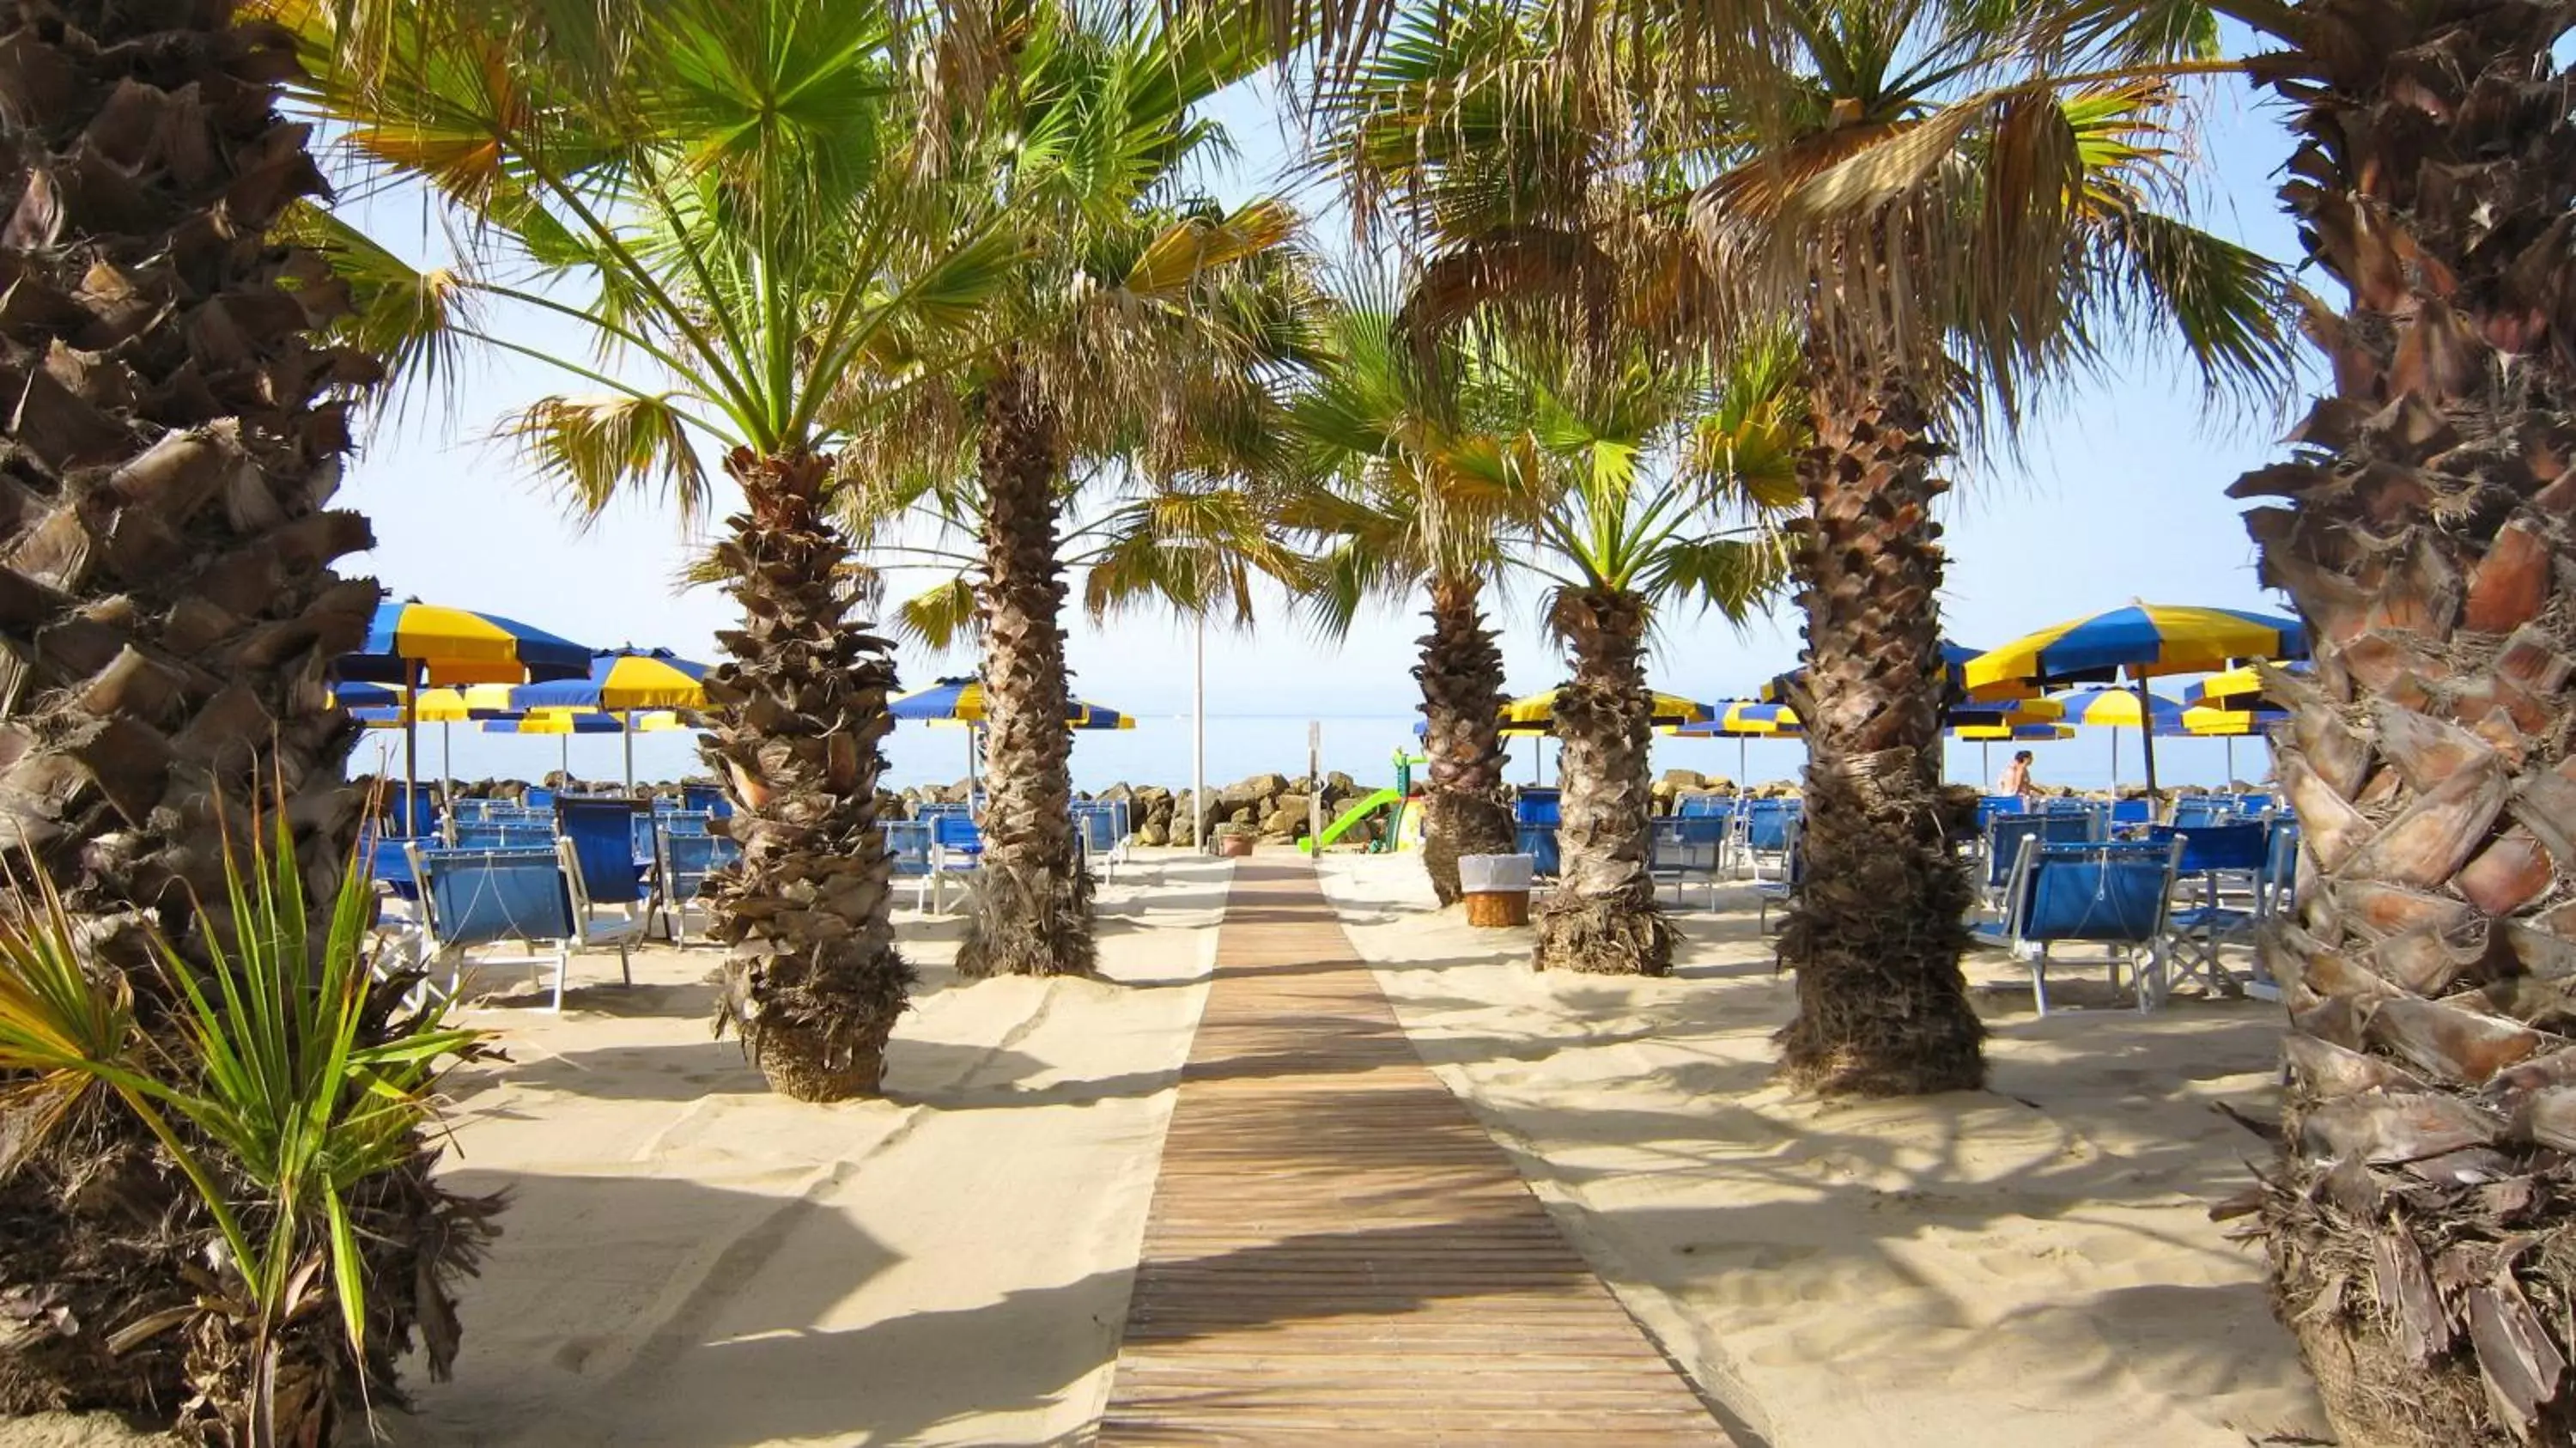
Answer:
[
  {"xmin": 1253, "ymin": 0, "xmax": 2576, "ymax": 1431},
  {"xmin": 1288, "ymin": 297, "xmax": 1540, "ymax": 903},
  {"xmin": 1296, "ymin": 304, "xmax": 1787, "ymax": 970},
  {"xmin": 1516, "ymin": 353, "xmax": 1789, "ymax": 973},
  {"xmin": 1320, "ymin": 0, "xmax": 2289, "ymax": 1086},
  {"xmin": 0, "ymin": 0, "xmax": 498, "ymax": 1425},
  {"xmin": 294, "ymin": 0, "xmax": 1019, "ymax": 1100},
  {"xmin": 854, "ymin": 0, "xmax": 1310, "ymax": 977},
  {"xmin": 2115, "ymin": 3, "xmax": 2576, "ymax": 1440}
]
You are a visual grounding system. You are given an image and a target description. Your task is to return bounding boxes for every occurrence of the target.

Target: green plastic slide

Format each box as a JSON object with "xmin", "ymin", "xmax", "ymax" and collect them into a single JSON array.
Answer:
[{"xmin": 1301, "ymin": 788, "xmax": 1403, "ymax": 854}]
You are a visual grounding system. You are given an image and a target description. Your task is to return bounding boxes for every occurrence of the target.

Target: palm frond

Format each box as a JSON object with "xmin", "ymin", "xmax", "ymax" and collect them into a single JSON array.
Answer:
[
  {"xmin": 499, "ymin": 392, "xmax": 716, "ymax": 526},
  {"xmin": 893, "ymin": 575, "xmax": 982, "ymax": 650}
]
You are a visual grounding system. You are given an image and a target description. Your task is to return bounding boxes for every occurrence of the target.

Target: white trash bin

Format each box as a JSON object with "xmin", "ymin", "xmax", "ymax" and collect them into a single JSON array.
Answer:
[{"xmin": 1458, "ymin": 853, "xmax": 1535, "ymax": 927}]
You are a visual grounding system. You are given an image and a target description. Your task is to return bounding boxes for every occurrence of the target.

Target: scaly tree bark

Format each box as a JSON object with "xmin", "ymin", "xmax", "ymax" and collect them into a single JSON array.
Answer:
[
  {"xmin": 2227, "ymin": 3, "xmax": 2576, "ymax": 1441},
  {"xmin": 0, "ymin": 0, "xmax": 489, "ymax": 1428},
  {"xmin": 1534, "ymin": 587, "xmax": 1672, "ymax": 975},
  {"xmin": 958, "ymin": 361, "xmax": 1094, "ymax": 979},
  {"xmin": 1416, "ymin": 573, "xmax": 1515, "ymax": 903},
  {"xmin": 702, "ymin": 449, "xmax": 914, "ymax": 1100},
  {"xmin": 1774, "ymin": 356, "xmax": 1982, "ymax": 1095}
]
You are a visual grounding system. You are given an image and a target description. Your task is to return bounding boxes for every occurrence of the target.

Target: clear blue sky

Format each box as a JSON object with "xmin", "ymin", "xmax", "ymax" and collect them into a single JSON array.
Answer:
[{"xmin": 335, "ymin": 57, "xmax": 2311, "ymax": 794}]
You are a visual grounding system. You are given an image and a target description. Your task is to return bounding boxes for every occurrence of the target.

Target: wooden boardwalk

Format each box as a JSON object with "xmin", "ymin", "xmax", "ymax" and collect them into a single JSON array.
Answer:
[{"xmin": 1099, "ymin": 861, "xmax": 1726, "ymax": 1445}]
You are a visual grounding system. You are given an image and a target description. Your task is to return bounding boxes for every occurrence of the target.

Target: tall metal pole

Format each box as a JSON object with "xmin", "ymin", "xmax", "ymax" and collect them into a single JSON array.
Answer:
[
  {"xmin": 2133, "ymin": 675, "xmax": 2161, "ymax": 795},
  {"xmin": 404, "ymin": 660, "xmax": 423, "ymax": 834},
  {"xmin": 1192, "ymin": 612, "xmax": 1206, "ymax": 850},
  {"xmin": 1308, "ymin": 721, "xmax": 1322, "ymax": 847}
]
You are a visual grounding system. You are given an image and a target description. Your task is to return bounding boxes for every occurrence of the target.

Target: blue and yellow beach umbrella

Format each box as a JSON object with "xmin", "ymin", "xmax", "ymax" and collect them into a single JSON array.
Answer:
[
  {"xmin": 2173, "ymin": 706, "xmax": 2287, "ymax": 737},
  {"xmin": 2181, "ymin": 662, "xmax": 2310, "ymax": 713},
  {"xmin": 339, "ymin": 600, "xmax": 592, "ymax": 686},
  {"xmin": 1670, "ymin": 702, "xmax": 1799, "ymax": 785},
  {"xmin": 488, "ymin": 710, "xmax": 691, "ymax": 735},
  {"xmin": 337, "ymin": 602, "xmax": 590, "ymax": 820},
  {"xmin": 486, "ymin": 709, "xmax": 697, "ymax": 788},
  {"xmin": 1500, "ymin": 686, "xmax": 1714, "ymax": 735},
  {"xmin": 1965, "ymin": 605, "xmax": 2306, "ymax": 693},
  {"xmin": 893, "ymin": 676, "xmax": 1133, "ymax": 727},
  {"xmin": 1970, "ymin": 605, "xmax": 2305, "ymax": 794},
  {"xmin": 1953, "ymin": 722, "xmax": 2075, "ymax": 741},
  {"xmin": 1945, "ymin": 696, "xmax": 2065, "ymax": 729},
  {"xmin": 2052, "ymin": 687, "xmax": 2186, "ymax": 788},
  {"xmin": 335, "ymin": 682, "xmax": 517, "ymax": 721},
  {"xmin": 513, "ymin": 647, "xmax": 711, "ymax": 711},
  {"xmin": 2054, "ymin": 687, "xmax": 2184, "ymax": 731},
  {"xmin": 343, "ymin": 684, "xmax": 518, "ymax": 801}
]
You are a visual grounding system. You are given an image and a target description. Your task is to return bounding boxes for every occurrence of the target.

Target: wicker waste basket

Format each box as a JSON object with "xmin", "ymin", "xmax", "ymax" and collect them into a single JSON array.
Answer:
[{"xmin": 1459, "ymin": 854, "xmax": 1534, "ymax": 928}]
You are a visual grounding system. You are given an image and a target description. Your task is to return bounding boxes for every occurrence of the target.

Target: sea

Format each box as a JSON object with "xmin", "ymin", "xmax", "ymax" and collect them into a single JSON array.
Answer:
[{"xmin": 355, "ymin": 711, "xmax": 2272, "ymax": 796}]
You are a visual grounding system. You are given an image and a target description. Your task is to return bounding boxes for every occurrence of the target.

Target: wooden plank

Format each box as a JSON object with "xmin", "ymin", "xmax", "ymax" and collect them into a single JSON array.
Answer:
[{"xmin": 1097, "ymin": 861, "xmax": 1727, "ymax": 1444}]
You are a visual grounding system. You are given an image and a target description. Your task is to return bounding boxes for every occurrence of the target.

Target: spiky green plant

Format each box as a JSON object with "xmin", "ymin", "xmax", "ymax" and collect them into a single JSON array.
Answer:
[{"xmin": 0, "ymin": 792, "xmax": 492, "ymax": 1445}]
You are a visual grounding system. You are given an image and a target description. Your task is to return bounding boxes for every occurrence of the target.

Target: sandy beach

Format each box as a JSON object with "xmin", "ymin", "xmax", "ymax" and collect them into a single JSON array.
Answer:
[
  {"xmin": 368, "ymin": 855, "xmax": 1232, "ymax": 1448},
  {"xmin": 14, "ymin": 848, "xmax": 2345, "ymax": 1448},
  {"xmin": 1315, "ymin": 853, "xmax": 2328, "ymax": 1448}
]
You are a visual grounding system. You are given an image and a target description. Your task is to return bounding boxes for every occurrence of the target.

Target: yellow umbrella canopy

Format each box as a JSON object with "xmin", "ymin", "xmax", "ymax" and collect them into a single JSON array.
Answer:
[
  {"xmin": 1500, "ymin": 686, "xmax": 1714, "ymax": 735},
  {"xmin": 1953, "ymin": 722, "xmax": 2076, "ymax": 741},
  {"xmin": 334, "ymin": 682, "xmax": 517, "ymax": 721},
  {"xmin": 495, "ymin": 709, "xmax": 691, "ymax": 734},
  {"xmin": 1969, "ymin": 605, "xmax": 2307, "ymax": 794},
  {"xmin": 2178, "ymin": 706, "xmax": 2287, "ymax": 737}
]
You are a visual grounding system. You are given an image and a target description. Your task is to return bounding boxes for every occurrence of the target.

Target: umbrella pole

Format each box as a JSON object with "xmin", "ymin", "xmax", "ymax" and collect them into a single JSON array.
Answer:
[
  {"xmin": 1739, "ymin": 737, "xmax": 1747, "ymax": 788},
  {"xmin": 2134, "ymin": 676, "xmax": 2160, "ymax": 796},
  {"xmin": 624, "ymin": 711, "xmax": 635, "ymax": 792},
  {"xmin": 1981, "ymin": 741, "xmax": 1991, "ymax": 788},
  {"xmin": 560, "ymin": 734, "xmax": 569, "ymax": 783},
  {"xmin": 2226, "ymin": 737, "xmax": 2238, "ymax": 791},
  {"xmin": 2110, "ymin": 727, "xmax": 2120, "ymax": 789},
  {"xmin": 404, "ymin": 660, "xmax": 423, "ymax": 835}
]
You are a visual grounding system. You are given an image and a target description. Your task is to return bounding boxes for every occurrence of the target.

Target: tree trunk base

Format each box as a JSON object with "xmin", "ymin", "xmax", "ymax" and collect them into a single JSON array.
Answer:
[
  {"xmin": 2256, "ymin": 1153, "xmax": 2576, "ymax": 1448},
  {"xmin": 1776, "ymin": 746, "xmax": 1984, "ymax": 1098},
  {"xmin": 956, "ymin": 860, "xmax": 1097, "ymax": 979},
  {"xmin": 752, "ymin": 1022, "xmax": 888, "ymax": 1102},
  {"xmin": 1421, "ymin": 790, "xmax": 1516, "ymax": 905},
  {"xmin": 1532, "ymin": 890, "xmax": 1673, "ymax": 976}
]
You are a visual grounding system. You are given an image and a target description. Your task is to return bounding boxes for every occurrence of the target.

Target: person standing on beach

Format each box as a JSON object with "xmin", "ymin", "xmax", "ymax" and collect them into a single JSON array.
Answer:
[{"xmin": 1996, "ymin": 750, "xmax": 2040, "ymax": 804}]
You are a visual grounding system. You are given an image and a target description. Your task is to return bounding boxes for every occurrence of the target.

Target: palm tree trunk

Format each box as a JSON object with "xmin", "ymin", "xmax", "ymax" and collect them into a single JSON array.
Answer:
[
  {"xmin": 1534, "ymin": 587, "xmax": 1671, "ymax": 975},
  {"xmin": 0, "ymin": 0, "xmax": 483, "ymax": 1429},
  {"xmin": 957, "ymin": 361, "xmax": 1093, "ymax": 979},
  {"xmin": 700, "ymin": 447, "xmax": 914, "ymax": 1101},
  {"xmin": 1773, "ymin": 356, "xmax": 1983, "ymax": 1096},
  {"xmin": 1416, "ymin": 573, "xmax": 1514, "ymax": 903},
  {"xmin": 2232, "ymin": 6, "xmax": 2576, "ymax": 1441}
]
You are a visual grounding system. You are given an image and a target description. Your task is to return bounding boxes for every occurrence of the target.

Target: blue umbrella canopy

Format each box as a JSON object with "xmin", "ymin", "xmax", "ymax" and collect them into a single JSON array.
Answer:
[
  {"xmin": 891, "ymin": 677, "xmax": 999, "ymax": 721},
  {"xmin": 895, "ymin": 676, "xmax": 1130, "ymax": 727},
  {"xmin": 337, "ymin": 599, "xmax": 592, "ymax": 685},
  {"xmin": 512, "ymin": 647, "xmax": 712, "ymax": 711},
  {"xmin": 1674, "ymin": 701, "xmax": 1804, "ymax": 738},
  {"xmin": 1966, "ymin": 605, "xmax": 2308, "ymax": 692},
  {"xmin": 337, "ymin": 601, "xmax": 590, "ymax": 821},
  {"xmin": 1970, "ymin": 607, "xmax": 2305, "ymax": 794}
]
